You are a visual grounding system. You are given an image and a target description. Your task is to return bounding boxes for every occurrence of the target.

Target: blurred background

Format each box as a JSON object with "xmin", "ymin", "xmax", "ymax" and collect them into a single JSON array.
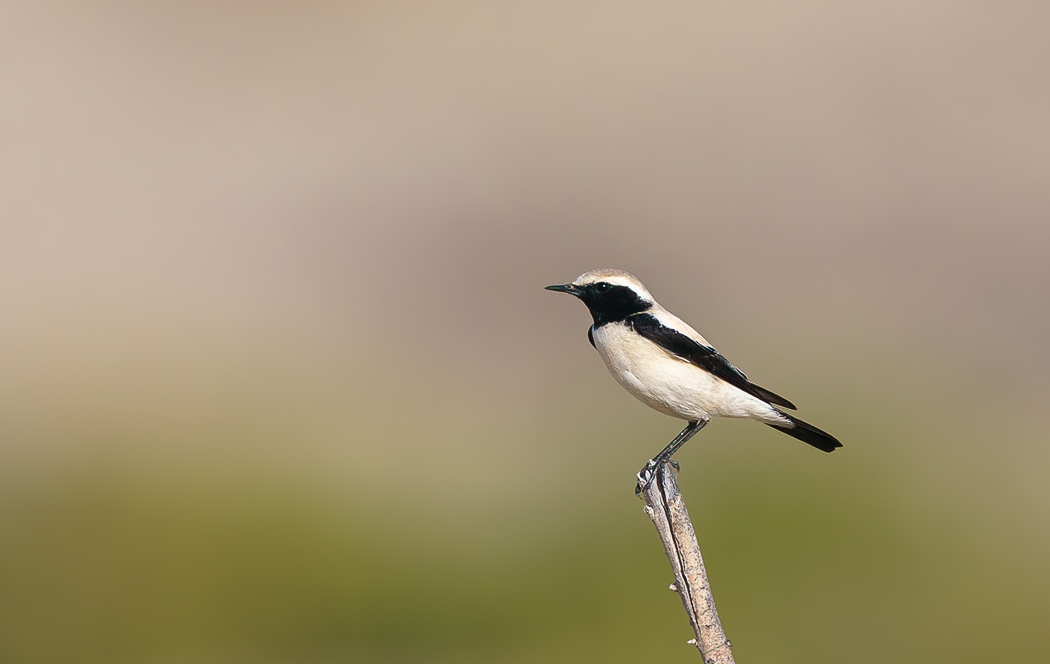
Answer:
[{"xmin": 2, "ymin": 1, "xmax": 1049, "ymax": 662}]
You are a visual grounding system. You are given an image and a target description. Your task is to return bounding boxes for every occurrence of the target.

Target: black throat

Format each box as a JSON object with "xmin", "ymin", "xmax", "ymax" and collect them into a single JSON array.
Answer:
[{"xmin": 579, "ymin": 284, "xmax": 652, "ymax": 327}]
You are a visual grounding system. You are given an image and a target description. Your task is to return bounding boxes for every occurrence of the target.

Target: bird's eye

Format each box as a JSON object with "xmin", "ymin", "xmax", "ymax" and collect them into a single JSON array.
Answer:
[{"xmin": 595, "ymin": 282, "xmax": 609, "ymax": 292}]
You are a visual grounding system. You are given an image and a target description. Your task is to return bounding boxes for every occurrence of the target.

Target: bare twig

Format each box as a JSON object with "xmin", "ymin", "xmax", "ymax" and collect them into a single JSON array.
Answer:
[{"xmin": 641, "ymin": 463, "xmax": 735, "ymax": 664}]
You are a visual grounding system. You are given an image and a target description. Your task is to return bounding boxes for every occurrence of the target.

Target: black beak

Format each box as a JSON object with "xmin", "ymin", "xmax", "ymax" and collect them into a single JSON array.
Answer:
[{"xmin": 545, "ymin": 283, "xmax": 582, "ymax": 297}]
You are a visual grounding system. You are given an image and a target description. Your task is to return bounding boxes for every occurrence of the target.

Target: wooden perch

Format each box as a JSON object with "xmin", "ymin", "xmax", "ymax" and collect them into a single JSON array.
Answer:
[{"xmin": 641, "ymin": 462, "xmax": 735, "ymax": 664}]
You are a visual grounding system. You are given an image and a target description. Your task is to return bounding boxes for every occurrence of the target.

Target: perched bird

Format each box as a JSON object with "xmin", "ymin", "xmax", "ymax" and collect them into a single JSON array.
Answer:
[{"xmin": 546, "ymin": 269, "xmax": 841, "ymax": 493}]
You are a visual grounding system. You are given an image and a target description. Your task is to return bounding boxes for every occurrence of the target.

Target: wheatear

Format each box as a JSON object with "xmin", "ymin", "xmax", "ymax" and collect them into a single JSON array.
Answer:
[{"xmin": 546, "ymin": 268, "xmax": 841, "ymax": 493}]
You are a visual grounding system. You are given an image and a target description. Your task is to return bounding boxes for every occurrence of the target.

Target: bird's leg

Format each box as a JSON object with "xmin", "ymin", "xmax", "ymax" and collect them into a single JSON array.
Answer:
[{"xmin": 635, "ymin": 419, "xmax": 708, "ymax": 495}]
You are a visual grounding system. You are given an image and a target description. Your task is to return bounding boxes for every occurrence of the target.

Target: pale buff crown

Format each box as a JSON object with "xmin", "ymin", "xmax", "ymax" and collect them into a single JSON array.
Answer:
[
  {"xmin": 571, "ymin": 268, "xmax": 655, "ymax": 301},
  {"xmin": 573, "ymin": 268, "xmax": 711, "ymax": 346}
]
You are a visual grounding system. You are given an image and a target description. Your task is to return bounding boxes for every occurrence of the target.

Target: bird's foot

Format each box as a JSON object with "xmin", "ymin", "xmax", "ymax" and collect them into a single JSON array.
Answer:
[
  {"xmin": 635, "ymin": 458, "xmax": 680, "ymax": 495},
  {"xmin": 635, "ymin": 459, "xmax": 659, "ymax": 495}
]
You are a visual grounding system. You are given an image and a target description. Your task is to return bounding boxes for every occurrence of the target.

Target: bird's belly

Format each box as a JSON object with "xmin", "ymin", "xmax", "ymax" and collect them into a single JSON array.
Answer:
[{"xmin": 593, "ymin": 324, "xmax": 772, "ymax": 421}]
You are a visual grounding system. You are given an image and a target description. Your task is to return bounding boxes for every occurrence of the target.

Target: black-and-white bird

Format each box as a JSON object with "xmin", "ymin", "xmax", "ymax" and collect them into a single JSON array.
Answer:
[{"xmin": 546, "ymin": 268, "xmax": 841, "ymax": 493}]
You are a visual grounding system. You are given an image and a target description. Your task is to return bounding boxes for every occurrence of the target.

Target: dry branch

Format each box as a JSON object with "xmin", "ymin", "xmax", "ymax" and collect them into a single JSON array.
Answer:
[{"xmin": 641, "ymin": 463, "xmax": 735, "ymax": 664}]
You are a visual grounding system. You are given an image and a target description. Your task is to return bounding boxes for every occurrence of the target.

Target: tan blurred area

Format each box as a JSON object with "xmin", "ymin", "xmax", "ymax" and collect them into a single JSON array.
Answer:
[{"xmin": 2, "ymin": 2, "xmax": 1049, "ymax": 662}]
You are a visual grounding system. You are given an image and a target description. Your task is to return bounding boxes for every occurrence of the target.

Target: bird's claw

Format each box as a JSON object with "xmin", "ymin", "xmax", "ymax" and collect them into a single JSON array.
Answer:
[
  {"xmin": 635, "ymin": 458, "xmax": 680, "ymax": 495},
  {"xmin": 635, "ymin": 459, "xmax": 660, "ymax": 495}
]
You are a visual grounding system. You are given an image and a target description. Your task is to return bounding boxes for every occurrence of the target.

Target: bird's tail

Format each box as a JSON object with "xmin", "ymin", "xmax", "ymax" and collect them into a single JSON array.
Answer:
[{"xmin": 767, "ymin": 412, "xmax": 842, "ymax": 453}]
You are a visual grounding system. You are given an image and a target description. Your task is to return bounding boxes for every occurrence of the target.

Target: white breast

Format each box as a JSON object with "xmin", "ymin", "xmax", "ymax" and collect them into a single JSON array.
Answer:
[{"xmin": 590, "ymin": 322, "xmax": 784, "ymax": 424}]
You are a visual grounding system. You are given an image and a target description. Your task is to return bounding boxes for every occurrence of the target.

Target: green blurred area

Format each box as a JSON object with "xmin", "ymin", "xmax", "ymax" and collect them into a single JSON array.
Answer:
[
  {"xmin": 3, "ymin": 1, "xmax": 1050, "ymax": 662},
  {"xmin": 2, "ymin": 367, "xmax": 1048, "ymax": 663}
]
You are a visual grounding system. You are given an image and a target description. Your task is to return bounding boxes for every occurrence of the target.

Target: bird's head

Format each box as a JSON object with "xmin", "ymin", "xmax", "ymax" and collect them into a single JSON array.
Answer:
[{"xmin": 545, "ymin": 269, "xmax": 655, "ymax": 325}]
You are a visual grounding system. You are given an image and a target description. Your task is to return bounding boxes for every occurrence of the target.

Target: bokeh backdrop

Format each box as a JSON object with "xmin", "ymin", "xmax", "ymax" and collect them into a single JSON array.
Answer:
[{"xmin": 2, "ymin": 2, "xmax": 1049, "ymax": 663}]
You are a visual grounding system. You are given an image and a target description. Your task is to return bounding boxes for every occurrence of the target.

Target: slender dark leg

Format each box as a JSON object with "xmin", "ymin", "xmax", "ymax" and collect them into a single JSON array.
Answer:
[{"xmin": 635, "ymin": 419, "xmax": 709, "ymax": 494}]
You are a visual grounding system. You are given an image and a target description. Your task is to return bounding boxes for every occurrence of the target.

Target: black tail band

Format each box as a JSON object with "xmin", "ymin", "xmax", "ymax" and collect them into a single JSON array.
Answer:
[{"xmin": 767, "ymin": 412, "xmax": 842, "ymax": 453}]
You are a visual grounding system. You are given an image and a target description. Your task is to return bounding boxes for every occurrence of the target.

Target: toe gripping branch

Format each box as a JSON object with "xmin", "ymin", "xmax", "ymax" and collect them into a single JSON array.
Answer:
[{"xmin": 635, "ymin": 419, "xmax": 707, "ymax": 495}]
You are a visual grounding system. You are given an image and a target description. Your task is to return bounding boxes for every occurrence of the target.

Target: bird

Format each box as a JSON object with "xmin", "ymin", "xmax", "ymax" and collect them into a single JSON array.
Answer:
[{"xmin": 545, "ymin": 268, "xmax": 841, "ymax": 493}]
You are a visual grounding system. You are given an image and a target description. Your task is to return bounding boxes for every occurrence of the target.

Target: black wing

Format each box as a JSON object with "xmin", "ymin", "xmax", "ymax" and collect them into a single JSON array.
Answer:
[{"xmin": 626, "ymin": 313, "xmax": 797, "ymax": 410}]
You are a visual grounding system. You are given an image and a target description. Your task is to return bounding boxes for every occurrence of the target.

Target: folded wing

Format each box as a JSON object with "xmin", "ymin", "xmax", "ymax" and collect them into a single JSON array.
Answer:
[{"xmin": 626, "ymin": 313, "xmax": 797, "ymax": 410}]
